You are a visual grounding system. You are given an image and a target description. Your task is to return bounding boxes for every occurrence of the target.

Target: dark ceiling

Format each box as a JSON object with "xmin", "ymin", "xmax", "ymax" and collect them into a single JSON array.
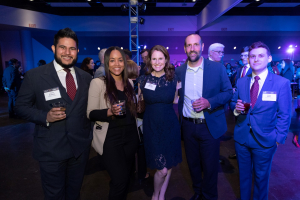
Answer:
[{"xmin": 0, "ymin": 0, "xmax": 300, "ymax": 16}]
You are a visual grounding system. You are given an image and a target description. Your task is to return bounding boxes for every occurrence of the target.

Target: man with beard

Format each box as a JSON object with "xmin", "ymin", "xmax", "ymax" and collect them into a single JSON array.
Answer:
[
  {"xmin": 15, "ymin": 28, "xmax": 92, "ymax": 200},
  {"xmin": 175, "ymin": 34, "xmax": 232, "ymax": 200}
]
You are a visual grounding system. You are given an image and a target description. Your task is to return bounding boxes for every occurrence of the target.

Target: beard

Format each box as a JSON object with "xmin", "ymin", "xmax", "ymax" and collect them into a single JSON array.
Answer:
[
  {"xmin": 54, "ymin": 53, "xmax": 78, "ymax": 69},
  {"xmin": 187, "ymin": 50, "xmax": 201, "ymax": 62}
]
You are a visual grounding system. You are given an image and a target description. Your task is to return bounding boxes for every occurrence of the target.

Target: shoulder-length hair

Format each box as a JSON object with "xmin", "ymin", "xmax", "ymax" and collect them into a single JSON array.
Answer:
[
  {"xmin": 80, "ymin": 57, "xmax": 92, "ymax": 72},
  {"xmin": 145, "ymin": 45, "xmax": 175, "ymax": 81},
  {"xmin": 103, "ymin": 46, "xmax": 137, "ymax": 116},
  {"xmin": 127, "ymin": 60, "xmax": 139, "ymax": 79}
]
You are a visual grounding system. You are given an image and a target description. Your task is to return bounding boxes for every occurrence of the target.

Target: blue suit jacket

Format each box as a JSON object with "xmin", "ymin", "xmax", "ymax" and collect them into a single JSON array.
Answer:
[
  {"xmin": 175, "ymin": 59, "xmax": 233, "ymax": 139},
  {"xmin": 234, "ymin": 66, "xmax": 252, "ymax": 88},
  {"xmin": 15, "ymin": 62, "xmax": 92, "ymax": 161},
  {"xmin": 230, "ymin": 72, "xmax": 291, "ymax": 147}
]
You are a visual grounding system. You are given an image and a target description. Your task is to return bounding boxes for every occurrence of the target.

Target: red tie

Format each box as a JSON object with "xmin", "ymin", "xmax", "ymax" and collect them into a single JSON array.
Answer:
[
  {"xmin": 250, "ymin": 76, "xmax": 260, "ymax": 108},
  {"xmin": 241, "ymin": 66, "xmax": 247, "ymax": 78},
  {"xmin": 63, "ymin": 68, "xmax": 77, "ymax": 100}
]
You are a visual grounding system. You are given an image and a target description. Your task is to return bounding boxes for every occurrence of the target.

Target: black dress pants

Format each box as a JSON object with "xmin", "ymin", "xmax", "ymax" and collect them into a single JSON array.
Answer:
[
  {"xmin": 39, "ymin": 146, "xmax": 90, "ymax": 200},
  {"xmin": 182, "ymin": 119, "xmax": 220, "ymax": 200},
  {"xmin": 102, "ymin": 124, "xmax": 139, "ymax": 200},
  {"xmin": 7, "ymin": 89, "xmax": 18, "ymax": 117}
]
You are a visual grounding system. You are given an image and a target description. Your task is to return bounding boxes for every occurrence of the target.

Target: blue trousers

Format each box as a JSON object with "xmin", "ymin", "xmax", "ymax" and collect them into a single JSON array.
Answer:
[
  {"xmin": 7, "ymin": 89, "xmax": 18, "ymax": 116},
  {"xmin": 182, "ymin": 119, "xmax": 220, "ymax": 200},
  {"xmin": 235, "ymin": 132, "xmax": 277, "ymax": 200}
]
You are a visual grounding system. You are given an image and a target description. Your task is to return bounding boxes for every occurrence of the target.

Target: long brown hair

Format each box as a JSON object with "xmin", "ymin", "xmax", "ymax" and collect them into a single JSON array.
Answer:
[
  {"xmin": 145, "ymin": 45, "xmax": 175, "ymax": 81},
  {"xmin": 103, "ymin": 46, "xmax": 137, "ymax": 116},
  {"xmin": 80, "ymin": 57, "xmax": 92, "ymax": 72}
]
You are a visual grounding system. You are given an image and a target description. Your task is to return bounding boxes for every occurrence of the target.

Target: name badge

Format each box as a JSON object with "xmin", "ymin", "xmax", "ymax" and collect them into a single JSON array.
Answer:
[
  {"xmin": 177, "ymin": 81, "xmax": 182, "ymax": 90},
  {"xmin": 44, "ymin": 87, "xmax": 61, "ymax": 101},
  {"xmin": 262, "ymin": 91, "xmax": 276, "ymax": 101},
  {"xmin": 145, "ymin": 82, "xmax": 157, "ymax": 91}
]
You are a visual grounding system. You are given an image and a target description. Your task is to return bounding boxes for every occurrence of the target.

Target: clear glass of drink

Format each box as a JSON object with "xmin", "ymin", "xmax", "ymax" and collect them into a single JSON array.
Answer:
[
  {"xmin": 50, "ymin": 102, "xmax": 67, "ymax": 114},
  {"xmin": 114, "ymin": 100, "xmax": 126, "ymax": 115}
]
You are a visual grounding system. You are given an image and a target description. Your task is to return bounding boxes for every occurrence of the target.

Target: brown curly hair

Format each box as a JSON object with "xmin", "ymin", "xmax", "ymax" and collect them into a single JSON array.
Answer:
[{"xmin": 145, "ymin": 45, "xmax": 175, "ymax": 81}]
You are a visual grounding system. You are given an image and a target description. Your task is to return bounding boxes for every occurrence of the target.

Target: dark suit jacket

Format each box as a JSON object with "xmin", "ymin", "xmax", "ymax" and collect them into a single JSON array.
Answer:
[
  {"xmin": 2, "ymin": 65, "xmax": 21, "ymax": 91},
  {"xmin": 234, "ymin": 65, "xmax": 252, "ymax": 88},
  {"xmin": 15, "ymin": 62, "xmax": 92, "ymax": 161},
  {"xmin": 230, "ymin": 72, "xmax": 291, "ymax": 147},
  {"xmin": 175, "ymin": 59, "xmax": 233, "ymax": 139},
  {"xmin": 280, "ymin": 65, "xmax": 294, "ymax": 82}
]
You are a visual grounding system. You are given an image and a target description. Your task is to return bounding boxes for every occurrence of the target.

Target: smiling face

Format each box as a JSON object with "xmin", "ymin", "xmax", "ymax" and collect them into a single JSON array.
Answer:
[
  {"xmin": 88, "ymin": 59, "xmax": 95, "ymax": 70},
  {"xmin": 240, "ymin": 51, "xmax": 249, "ymax": 65},
  {"xmin": 249, "ymin": 47, "xmax": 272, "ymax": 75},
  {"xmin": 184, "ymin": 34, "xmax": 204, "ymax": 63},
  {"xmin": 108, "ymin": 50, "xmax": 125, "ymax": 79},
  {"xmin": 51, "ymin": 37, "xmax": 78, "ymax": 69},
  {"xmin": 150, "ymin": 50, "xmax": 166, "ymax": 73}
]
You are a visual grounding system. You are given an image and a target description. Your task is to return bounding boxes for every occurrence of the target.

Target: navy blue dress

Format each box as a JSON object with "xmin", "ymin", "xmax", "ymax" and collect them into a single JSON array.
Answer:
[{"xmin": 137, "ymin": 74, "xmax": 182, "ymax": 170}]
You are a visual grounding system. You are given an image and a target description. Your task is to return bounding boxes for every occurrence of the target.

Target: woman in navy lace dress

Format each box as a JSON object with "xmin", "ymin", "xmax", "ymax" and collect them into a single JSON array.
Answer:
[{"xmin": 137, "ymin": 45, "xmax": 182, "ymax": 200}]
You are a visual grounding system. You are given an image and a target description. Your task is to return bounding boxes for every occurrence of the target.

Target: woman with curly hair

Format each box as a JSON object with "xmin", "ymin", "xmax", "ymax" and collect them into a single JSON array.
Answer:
[{"xmin": 137, "ymin": 45, "xmax": 182, "ymax": 200}]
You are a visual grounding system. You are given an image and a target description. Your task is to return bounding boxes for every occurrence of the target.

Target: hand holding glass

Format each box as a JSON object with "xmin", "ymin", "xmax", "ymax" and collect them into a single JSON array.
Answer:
[{"xmin": 113, "ymin": 100, "xmax": 126, "ymax": 115}]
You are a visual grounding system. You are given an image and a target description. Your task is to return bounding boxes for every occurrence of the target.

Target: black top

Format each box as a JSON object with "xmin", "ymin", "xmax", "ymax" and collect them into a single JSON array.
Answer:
[{"xmin": 89, "ymin": 90, "xmax": 136, "ymax": 129}]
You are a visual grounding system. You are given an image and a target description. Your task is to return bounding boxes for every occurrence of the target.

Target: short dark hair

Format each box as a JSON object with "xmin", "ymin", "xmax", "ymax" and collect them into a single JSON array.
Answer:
[
  {"xmin": 8, "ymin": 58, "xmax": 18, "ymax": 66},
  {"xmin": 141, "ymin": 49, "xmax": 150, "ymax": 55},
  {"xmin": 249, "ymin": 41, "xmax": 271, "ymax": 56},
  {"xmin": 53, "ymin": 27, "xmax": 78, "ymax": 48},
  {"xmin": 123, "ymin": 49, "xmax": 132, "ymax": 59},
  {"xmin": 241, "ymin": 46, "xmax": 250, "ymax": 54},
  {"xmin": 184, "ymin": 33, "xmax": 202, "ymax": 47},
  {"xmin": 37, "ymin": 60, "xmax": 46, "ymax": 66}
]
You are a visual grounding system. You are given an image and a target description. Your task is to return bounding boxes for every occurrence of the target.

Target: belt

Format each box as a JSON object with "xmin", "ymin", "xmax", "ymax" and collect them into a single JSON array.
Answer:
[{"xmin": 183, "ymin": 117, "xmax": 206, "ymax": 124}]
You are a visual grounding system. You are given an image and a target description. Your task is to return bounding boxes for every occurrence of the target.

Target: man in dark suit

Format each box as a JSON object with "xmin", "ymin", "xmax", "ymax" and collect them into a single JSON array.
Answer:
[
  {"xmin": 2, "ymin": 58, "xmax": 21, "ymax": 118},
  {"xmin": 279, "ymin": 59, "xmax": 294, "ymax": 82},
  {"xmin": 234, "ymin": 46, "xmax": 252, "ymax": 89},
  {"xmin": 175, "ymin": 34, "xmax": 232, "ymax": 200},
  {"xmin": 15, "ymin": 28, "xmax": 92, "ymax": 200},
  {"xmin": 140, "ymin": 48, "xmax": 149, "ymax": 76},
  {"xmin": 230, "ymin": 41, "xmax": 291, "ymax": 200}
]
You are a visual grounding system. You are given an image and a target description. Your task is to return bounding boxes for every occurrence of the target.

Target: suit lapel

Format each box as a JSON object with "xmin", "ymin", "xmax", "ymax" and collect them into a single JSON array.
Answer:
[
  {"xmin": 245, "ymin": 75, "xmax": 251, "ymax": 103},
  {"xmin": 202, "ymin": 58, "xmax": 209, "ymax": 96},
  {"xmin": 181, "ymin": 64, "xmax": 188, "ymax": 96},
  {"xmin": 41, "ymin": 62, "xmax": 72, "ymax": 104},
  {"xmin": 252, "ymin": 72, "xmax": 273, "ymax": 111}
]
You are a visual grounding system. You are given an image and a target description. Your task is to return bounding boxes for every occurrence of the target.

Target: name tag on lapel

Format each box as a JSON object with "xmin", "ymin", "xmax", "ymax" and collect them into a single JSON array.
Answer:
[
  {"xmin": 262, "ymin": 91, "xmax": 276, "ymax": 101},
  {"xmin": 145, "ymin": 82, "xmax": 156, "ymax": 91},
  {"xmin": 44, "ymin": 87, "xmax": 61, "ymax": 101}
]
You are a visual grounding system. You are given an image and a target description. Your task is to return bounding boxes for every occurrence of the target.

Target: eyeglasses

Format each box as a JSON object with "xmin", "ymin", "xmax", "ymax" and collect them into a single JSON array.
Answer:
[{"xmin": 212, "ymin": 50, "xmax": 224, "ymax": 55}]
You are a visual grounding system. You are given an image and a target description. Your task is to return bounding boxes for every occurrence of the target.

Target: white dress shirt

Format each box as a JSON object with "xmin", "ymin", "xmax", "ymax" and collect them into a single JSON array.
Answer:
[
  {"xmin": 240, "ymin": 64, "xmax": 250, "ymax": 77},
  {"xmin": 234, "ymin": 68, "xmax": 268, "ymax": 116},
  {"xmin": 53, "ymin": 60, "xmax": 78, "ymax": 90},
  {"xmin": 183, "ymin": 57, "xmax": 205, "ymax": 119}
]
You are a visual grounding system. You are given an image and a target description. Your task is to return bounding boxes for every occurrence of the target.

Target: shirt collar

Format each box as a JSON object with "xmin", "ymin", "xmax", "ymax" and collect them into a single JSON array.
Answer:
[
  {"xmin": 187, "ymin": 56, "xmax": 204, "ymax": 72},
  {"xmin": 53, "ymin": 60, "xmax": 75, "ymax": 73},
  {"xmin": 208, "ymin": 57, "xmax": 213, "ymax": 61},
  {"xmin": 251, "ymin": 68, "xmax": 268, "ymax": 82}
]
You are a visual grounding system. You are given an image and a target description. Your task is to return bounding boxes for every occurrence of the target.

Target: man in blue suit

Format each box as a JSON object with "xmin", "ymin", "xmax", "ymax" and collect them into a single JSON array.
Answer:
[
  {"xmin": 230, "ymin": 41, "xmax": 291, "ymax": 200},
  {"xmin": 176, "ymin": 34, "xmax": 232, "ymax": 200},
  {"xmin": 2, "ymin": 58, "xmax": 21, "ymax": 118},
  {"xmin": 234, "ymin": 46, "xmax": 252, "ymax": 89}
]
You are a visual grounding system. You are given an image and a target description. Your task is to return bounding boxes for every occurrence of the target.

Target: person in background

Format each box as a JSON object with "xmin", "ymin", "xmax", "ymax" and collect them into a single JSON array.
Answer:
[
  {"xmin": 208, "ymin": 43, "xmax": 225, "ymax": 63},
  {"xmin": 37, "ymin": 59, "xmax": 46, "ymax": 67},
  {"xmin": 123, "ymin": 49, "xmax": 132, "ymax": 61},
  {"xmin": 137, "ymin": 45, "xmax": 182, "ymax": 200},
  {"xmin": 225, "ymin": 63, "xmax": 234, "ymax": 83},
  {"xmin": 270, "ymin": 61, "xmax": 280, "ymax": 75},
  {"xmin": 80, "ymin": 57, "xmax": 95, "ymax": 77},
  {"xmin": 140, "ymin": 49, "xmax": 149, "ymax": 76},
  {"xmin": 2, "ymin": 58, "xmax": 21, "ymax": 118},
  {"xmin": 94, "ymin": 48, "xmax": 107, "ymax": 78},
  {"xmin": 87, "ymin": 46, "xmax": 139, "ymax": 200},
  {"xmin": 234, "ymin": 46, "xmax": 251, "ymax": 89},
  {"xmin": 278, "ymin": 59, "xmax": 294, "ymax": 82}
]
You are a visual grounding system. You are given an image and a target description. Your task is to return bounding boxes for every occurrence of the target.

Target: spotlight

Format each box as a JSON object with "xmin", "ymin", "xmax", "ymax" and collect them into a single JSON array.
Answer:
[
  {"xmin": 121, "ymin": 4, "xmax": 128, "ymax": 11},
  {"xmin": 278, "ymin": 46, "xmax": 281, "ymax": 49},
  {"xmin": 139, "ymin": 3, "xmax": 146, "ymax": 12},
  {"xmin": 192, "ymin": 0, "xmax": 196, "ymax": 2},
  {"xmin": 144, "ymin": 45, "xmax": 147, "ymax": 49},
  {"xmin": 233, "ymin": 46, "xmax": 236, "ymax": 49},
  {"xmin": 121, "ymin": 47, "xmax": 123, "ymax": 49},
  {"xmin": 289, "ymin": 45, "xmax": 293, "ymax": 48},
  {"xmin": 287, "ymin": 48, "xmax": 295, "ymax": 53},
  {"xmin": 98, "ymin": 47, "xmax": 100, "ymax": 50},
  {"xmin": 166, "ymin": 47, "xmax": 169, "ymax": 49},
  {"xmin": 139, "ymin": 18, "xmax": 145, "ymax": 25},
  {"xmin": 296, "ymin": 45, "xmax": 298, "ymax": 48}
]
